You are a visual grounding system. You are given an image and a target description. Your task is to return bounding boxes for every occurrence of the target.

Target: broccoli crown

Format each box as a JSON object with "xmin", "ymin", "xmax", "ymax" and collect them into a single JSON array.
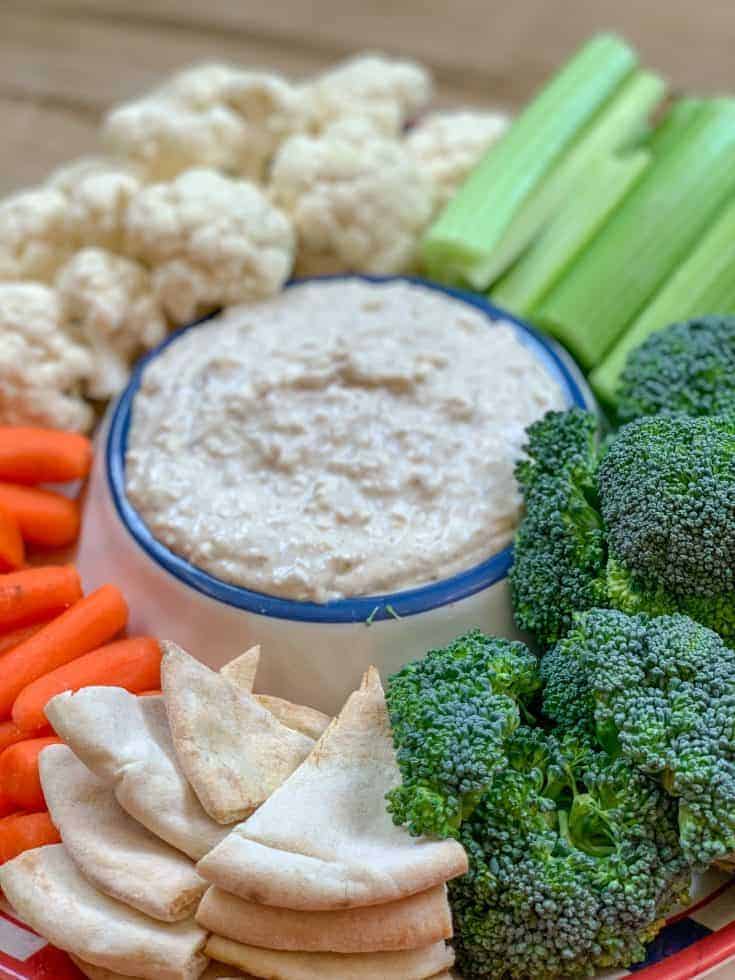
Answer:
[
  {"xmin": 451, "ymin": 727, "xmax": 690, "ymax": 979},
  {"xmin": 385, "ymin": 630, "xmax": 541, "ymax": 838},
  {"xmin": 544, "ymin": 608, "xmax": 735, "ymax": 866},
  {"xmin": 599, "ymin": 414, "xmax": 735, "ymax": 601},
  {"xmin": 510, "ymin": 409, "xmax": 608, "ymax": 649},
  {"xmin": 617, "ymin": 315, "xmax": 735, "ymax": 423}
]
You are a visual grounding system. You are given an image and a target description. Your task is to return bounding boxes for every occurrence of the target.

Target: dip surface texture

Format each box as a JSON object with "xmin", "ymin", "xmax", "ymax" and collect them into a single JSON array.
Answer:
[{"xmin": 126, "ymin": 279, "xmax": 566, "ymax": 601}]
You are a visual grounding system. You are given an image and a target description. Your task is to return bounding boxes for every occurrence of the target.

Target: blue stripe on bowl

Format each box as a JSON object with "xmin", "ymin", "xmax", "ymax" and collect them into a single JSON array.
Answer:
[{"xmin": 106, "ymin": 274, "xmax": 592, "ymax": 624}]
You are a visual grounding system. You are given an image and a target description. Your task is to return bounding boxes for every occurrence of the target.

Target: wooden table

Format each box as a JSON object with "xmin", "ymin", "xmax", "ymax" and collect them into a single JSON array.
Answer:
[
  {"xmin": 3, "ymin": 0, "xmax": 735, "ymax": 193},
  {"xmin": 2, "ymin": 2, "xmax": 735, "ymax": 976}
]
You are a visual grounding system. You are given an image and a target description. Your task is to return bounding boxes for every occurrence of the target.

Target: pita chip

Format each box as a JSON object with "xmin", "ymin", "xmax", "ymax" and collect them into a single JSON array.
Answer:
[
  {"xmin": 219, "ymin": 646, "xmax": 331, "ymax": 739},
  {"xmin": 162, "ymin": 643, "xmax": 314, "ymax": 825},
  {"xmin": 71, "ymin": 958, "xmax": 249, "ymax": 980},
  {"xmin": 195, "ymin": 884, "xmax": 453, "ymax": 953},
  {"xmin": 205, "ymin": 935, "xmax": 454, "ymax": 980},
  {"xmin": 40, "ymin": 743, "xmax": 207, "ymax": 922},
  {"xmin": 45, "ymin": 687, "xmax": 228, "ymax": 859},
  {"xmin": 219, "ymin": 646, "xmax": 260, "ymax": 692},
  {"xmin": 0, "ymin": 845, "xmax": 208, "ymax": 980},
  {"xmin": 254, "ymin": 695, "xmax": 330, "ymax": 740},
  {"xmin": 197, "ymin": 668, "xmax": 468, "ymax": 909}
]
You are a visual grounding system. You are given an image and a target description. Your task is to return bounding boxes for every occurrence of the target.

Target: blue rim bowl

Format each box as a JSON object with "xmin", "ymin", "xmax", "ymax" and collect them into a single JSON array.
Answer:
[{"xmin": 107, "ymin": 275, "xmax": 589, "ymax": 625}]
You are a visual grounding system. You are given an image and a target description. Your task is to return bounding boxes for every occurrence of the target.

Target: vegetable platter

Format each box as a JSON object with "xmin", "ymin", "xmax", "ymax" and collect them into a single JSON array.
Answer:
[{"xmin": 3, "ymin": 28, "xmax": 735, "ymax": 980}]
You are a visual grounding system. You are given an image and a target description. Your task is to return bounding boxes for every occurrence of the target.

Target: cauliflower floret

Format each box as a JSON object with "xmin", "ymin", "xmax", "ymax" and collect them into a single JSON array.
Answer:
[
  {"xmin": 304, "ymin": 53, "xmax": 433, "ymax": 137},
  {"xmin": 103, "ymin": 96, "xmax": 248, "ymax": 182},
  {"xmin": 124, "ymin": 168, "xmax": 295, "ymax": 323},
  {"xmin": 103, "ymin": 64, "xmax": 305, "ymax": 182},
  {"xmin": 56, "ymin": 248, "xmax": 168, "ymax": 399},
  {"xmin": 406, "ymin": 109, "xmax": 510, "ymax": 211},
  {"xmin": 0, "ymin": 283, "xmax": 93, "ymax": 432},
  {"xmin": 47, "ymin": 155, "xmax": 142, "ymax": 192},
  {"xmin": 270, "ymin": 121, "xmax": 433, "ymax": 276},
  {"xmin": 0, "ymin": 187, "xmax": 73, "ymax": 282},
  {"xmin": 63, "ymin": 169, "xmax": 142, "ymax": 253}
]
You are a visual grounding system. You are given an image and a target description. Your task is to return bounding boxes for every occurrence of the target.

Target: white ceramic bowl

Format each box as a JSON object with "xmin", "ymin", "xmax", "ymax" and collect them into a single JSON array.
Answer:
[{"xmin": 76, "ymin": 276, "xmax": 594, "ymax": 714}]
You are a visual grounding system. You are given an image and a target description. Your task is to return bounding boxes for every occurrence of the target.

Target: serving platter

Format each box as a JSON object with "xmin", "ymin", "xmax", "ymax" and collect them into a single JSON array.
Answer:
[{"xmin": 2, "ymin": 869, "xmax": 735, "ymax": 980}]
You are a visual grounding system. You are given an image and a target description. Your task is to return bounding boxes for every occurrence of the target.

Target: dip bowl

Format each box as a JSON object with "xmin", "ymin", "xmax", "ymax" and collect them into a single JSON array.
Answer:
[{"xmin": 76, "ymin": 276, "xmax": 594, "ymax": 714}]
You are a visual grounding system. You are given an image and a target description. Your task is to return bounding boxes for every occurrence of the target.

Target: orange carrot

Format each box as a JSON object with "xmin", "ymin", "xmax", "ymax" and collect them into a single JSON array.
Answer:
[
  {"xmin": 0, "ymin": 483, "xmax": 80, "ymax": 548},
  {"xmin": 12, "ymin": 636, "xmax": 161, "ymax": 733},
  {"xmin": 0, "ymin": 428, "xmax": 92, "ymax": 485},
  {"xmin": 0, "ymin": 811, "xmax": 60, "ymax": 864},
  {"xmin": 0, "ymin": 585, "xmax": 128, "ymax": 717},
  {"xmin": 0, "ymin": 566, "xmax": 82, "ymax": 632},
  {"xmin": 0, "ymin": 720, "xmax": 52, "ymax": 754},
  {"xmin": 0, "ymin": 506, "xmax": 24, "ymax": 572},
  {"xmin": 0, "ymin": 737, "xmax": 61, "ymax": 811},
  {"xmin": 0, "ymin": 618, "xmax": 55, "ymax": 657},
  {"xmin": 0, "ymin": 788, "xmax": 18, "ymax": 819},
  {"xmin": 139, "ymin": 689, "xmax": 162, "ymax": 697}
]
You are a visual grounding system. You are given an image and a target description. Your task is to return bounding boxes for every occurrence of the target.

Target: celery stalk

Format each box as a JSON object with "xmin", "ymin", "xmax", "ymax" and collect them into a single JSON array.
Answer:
[
  {"xmin": 492, "ymin": 150, "xmax": 649, "ymax": 315},
  {"xmin": 590, "ymin": 196, "xmax": 735, "ymax": 405},
  {"xmin": 484, "ymin": 69, "xmax": 665, "ymax": 286},
  {"xmin": 535, "ymin": 99, "xmax": 735, "ymax": 369},
  {"xmin": 421, "ymin": 35, "xmax": 638, "ymax": 287}
]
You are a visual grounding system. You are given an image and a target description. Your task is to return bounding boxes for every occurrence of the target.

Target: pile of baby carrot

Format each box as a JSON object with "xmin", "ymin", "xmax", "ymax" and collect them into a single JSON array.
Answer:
[{"xmin": 0, "ymin": 428, "xmax": 162, "ymax": 864}]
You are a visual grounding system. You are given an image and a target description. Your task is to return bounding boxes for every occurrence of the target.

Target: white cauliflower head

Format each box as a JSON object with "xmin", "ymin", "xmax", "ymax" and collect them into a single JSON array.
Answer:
[
  {"xmin": 406, "ymin": 109, "xmax": 510, "ymax": 211},
  {"xmin": 270, "ymin": 121, "xmax": 433, "ymax": 276},
  {"xmin": 0, "ymin": 282, "xmax": 94, "ymax": 432},
  {"xmin": 56, "ymin": 248, "xmax": 168, "ymax": 399},
  {"xmin": 103, "ymin": 63, "xmax": 305, "ymax": 182},
  {"xmin": 47, "ymin": 155, "xmax": 142, "ymax": 193},
  {"xmin": 304, "ymin": 53, "xmax": 433, "ymax": 137},
  {"xmin": 0, "ymin": 187, "xmax": 73, "ymax": 282},
  {"xmin": 124, "ymin": 168, "xmax": 295, "ymax": 323}
]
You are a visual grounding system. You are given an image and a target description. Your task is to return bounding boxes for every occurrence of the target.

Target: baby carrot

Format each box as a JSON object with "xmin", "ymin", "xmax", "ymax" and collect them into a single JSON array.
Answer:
[
  {"xmin": 0, "ymin": 584, "xmax": 128, "ymax": 717},
  {"xmin": 0, "ymin": 811, "xmax": 60, "ymax": 864},
  {"xmin": 12, "ymin": 636, "xmax": 161, "ymax": 733},
  {"xmin": 0, "ymin": 566, "xmax": 82, "ymax": 632},
  {"xmin": 0, "ymin": 788, "xmax": 18, "ymax": 819},
  {"xmin": 0, "ymin": 619, "xmax": 55, "ymax": 657},
  {"xmin": 0, "ymin": 737, "xmax": 61, "ymax": 811},
  {"xmin": 0, "ymin": 428, "xmax": 93, "ymax": 485},
  {"xmin": 0, "ymin": 483, "xmax": 80, "ymax": 548},
  {"xmin": 0, "ymin": 506, "xmax": 24, "ymax": 572},
  {"xmin": 0, "ymin": 720, "xmax": 52, "ymax": 755}
]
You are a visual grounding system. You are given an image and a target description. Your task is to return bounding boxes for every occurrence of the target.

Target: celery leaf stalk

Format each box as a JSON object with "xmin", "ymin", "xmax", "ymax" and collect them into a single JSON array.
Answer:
[
  {"xmin": 421, "ymin": 34, "xmax": 638, "ymax": 288},
  {"xmin": 485, "ymin": 69, "xmax": 665, "ymax": 288},
  {"xmin": 534, "ymin": 99, "xmax": 735, "ymax": 369},
  {"xmin": 492, "ymin": 150, "xmax": 649, "ymax": 315},
  {"xmin": 590, "ymin": 196, "xmax": 735, "ymax": 405}
]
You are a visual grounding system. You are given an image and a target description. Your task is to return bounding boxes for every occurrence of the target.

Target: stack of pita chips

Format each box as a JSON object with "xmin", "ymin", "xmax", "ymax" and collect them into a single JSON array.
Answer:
[
  {"xmin": 195, "ymin": 665, "xmax": 467, "ymax": 980},
  {"xmin": 0, "ymin": 644, "xmax": 466, "ymax": 980}
]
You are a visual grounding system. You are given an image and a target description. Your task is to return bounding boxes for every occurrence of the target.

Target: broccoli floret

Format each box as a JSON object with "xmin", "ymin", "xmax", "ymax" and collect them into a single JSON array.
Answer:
[
  {"xmin": 451, "ymin": 729, "xmax": 689, "ymax": 979},
  {"xmin": 510, "ymin": 409, "xmax": 608, "ymax": 649},
  {"xmin": 598, "ymin": 415, "xmax": 735, "ymax": 642},
  {"xmin": 617, "ymin": 315, "xmax": 735, "ymax": 423},
  {"xmin": 544, "ymin": 608, "xmax": 735, "ymax": 866},
  {"xmin": 385, "ymin": 630, "xmax": 541, "ymax": 838}
]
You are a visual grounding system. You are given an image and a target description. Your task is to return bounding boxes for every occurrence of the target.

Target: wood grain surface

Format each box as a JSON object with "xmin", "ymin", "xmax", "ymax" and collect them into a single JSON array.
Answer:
[{"xmin": 2, "ymin": 0, "xmax": 735, "ymax": 193}]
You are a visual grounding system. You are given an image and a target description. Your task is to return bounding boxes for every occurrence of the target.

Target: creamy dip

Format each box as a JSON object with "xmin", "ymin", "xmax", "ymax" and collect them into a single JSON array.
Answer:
[{"xmin": 126, "ymin": 279, "xmax": 566, "ymax": 602}]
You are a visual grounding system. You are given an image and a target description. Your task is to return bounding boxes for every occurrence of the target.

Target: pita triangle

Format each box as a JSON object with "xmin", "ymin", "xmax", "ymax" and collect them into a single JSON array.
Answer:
[
  {"xmin": 0, "ymin": 845, "xmax": 208, "ymax": 980},
  {"xmin": 45, "ymin": 687, "xmax": 228, "ymax": 860},
  {"xmin": 204, "ymin": 934, "xmax": 454, "ymax": 980},
  {"xmin": 195, "ymin": 883, "xmax": 453, "ymax": 953},
  {"xmin": 162, "ymin": 643, "xmax": 314, "ymax": 825},
  {"xmin": 40, "ymin": 743, "xmax": 206, "ymax": 922}
]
